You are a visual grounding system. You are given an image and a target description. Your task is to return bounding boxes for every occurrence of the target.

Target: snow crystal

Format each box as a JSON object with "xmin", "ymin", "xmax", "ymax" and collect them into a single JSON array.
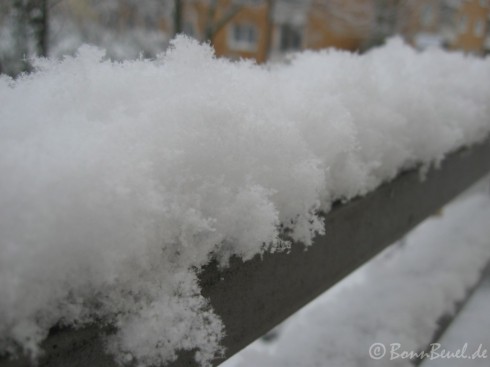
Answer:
[{"xmin": 0, "ymin": 36, "xmax": 489, "ymax": 366}]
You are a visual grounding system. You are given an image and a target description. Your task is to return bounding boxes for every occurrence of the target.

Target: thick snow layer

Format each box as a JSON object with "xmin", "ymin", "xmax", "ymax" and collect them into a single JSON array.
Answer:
[
  {"xmin": 222, "ymin": 191, "xmax": 490, "ymax": 367},
  {"xmin": 0, "ymin": 36, "xmax": 489, "ymax": 366}
]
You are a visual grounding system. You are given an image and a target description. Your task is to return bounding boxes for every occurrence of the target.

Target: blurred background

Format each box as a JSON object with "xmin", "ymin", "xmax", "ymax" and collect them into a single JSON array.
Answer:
[{"xmin": 0, "ymin": 0, "xmax": 489, "ymax": 76}]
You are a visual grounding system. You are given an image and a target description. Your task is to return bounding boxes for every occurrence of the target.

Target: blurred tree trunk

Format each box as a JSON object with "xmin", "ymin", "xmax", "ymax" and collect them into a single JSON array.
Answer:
[
  {"xmin": 204, "ymin": 0, "xmax": 219, "ymax": 41},
  {"xmin": 12, "ymin": 0, "xmax": 31, "ymax": 72},
  {"xmin": 12, "ymin": 0, "xmax": 50, "ymax": 65},
  {"xmin": 174, "ymin": 0, "xmax": 183, "ymax": 36},
  {"xmin": 264, "ymin": 0, "xmax": 275, "ymax": 60},
  {"xmin": 31, "ymin": 0, "xmax": 49, "ymax": 57}
]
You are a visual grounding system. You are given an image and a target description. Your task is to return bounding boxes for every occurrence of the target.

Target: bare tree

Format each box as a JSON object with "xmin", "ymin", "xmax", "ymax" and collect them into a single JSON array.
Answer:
[{"xmin": 202, "ymin": 0, "xmax": 245, "ymax": 42}]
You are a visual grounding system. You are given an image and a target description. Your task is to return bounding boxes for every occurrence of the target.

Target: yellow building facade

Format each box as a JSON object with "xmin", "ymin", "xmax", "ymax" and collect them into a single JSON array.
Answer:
[
  {"xmin": 451, "ymin": 0, "xmax": 489, "ymax": 53},
  {"xmin": 176, "ymin": 0, "xmax": 375, "ymax": 63}
]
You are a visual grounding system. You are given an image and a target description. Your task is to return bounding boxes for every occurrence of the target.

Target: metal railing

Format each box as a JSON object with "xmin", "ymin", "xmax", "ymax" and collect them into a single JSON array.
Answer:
[{"xmin": 2, "ymin": 137, "xmax": 490, "ymax": 367}]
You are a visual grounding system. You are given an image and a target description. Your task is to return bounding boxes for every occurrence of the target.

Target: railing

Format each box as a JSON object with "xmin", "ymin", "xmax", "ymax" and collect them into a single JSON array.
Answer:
[{"xmin": 2, "ymin": 136, "xmax": 490, "ymax": 367}]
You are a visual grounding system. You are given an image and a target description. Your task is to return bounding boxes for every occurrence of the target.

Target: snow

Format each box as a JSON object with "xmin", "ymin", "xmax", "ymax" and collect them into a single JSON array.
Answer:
[
  {"xmin": 422, "ymin": 267, "xmax": 490, "ymax": 367},
  {"xmin": 222, "ymin": 188, "xmax": 490, "ymax": 367},
  {"xmin": 0, "ymin": 36, "xmax": 489, "ymax": 366}
]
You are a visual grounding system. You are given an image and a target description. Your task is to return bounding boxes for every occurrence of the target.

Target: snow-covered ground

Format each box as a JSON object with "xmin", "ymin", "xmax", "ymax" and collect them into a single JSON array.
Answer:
[
  {"xmin": 422, "ymin": 266, "xmax": 490, "ymax": 367},
  {"xmin": 222, "ymin": 183, "xmax": 490, "ymax": 367},
  {"xmin": 1, "ymin": 37, "xmax": 489, "ymax": 366}
]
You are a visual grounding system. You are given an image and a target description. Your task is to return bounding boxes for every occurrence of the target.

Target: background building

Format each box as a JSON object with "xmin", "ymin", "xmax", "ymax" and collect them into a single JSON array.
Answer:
[{"xmin": 1, "ymin": 0, "xmax": 489, "ymax": 76}]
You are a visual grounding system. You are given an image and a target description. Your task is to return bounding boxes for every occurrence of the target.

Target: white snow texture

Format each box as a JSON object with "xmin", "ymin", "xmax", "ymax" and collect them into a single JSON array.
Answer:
[{"xmin": 0, "ymin": 36, "xmax": 489, "ymax": 366}]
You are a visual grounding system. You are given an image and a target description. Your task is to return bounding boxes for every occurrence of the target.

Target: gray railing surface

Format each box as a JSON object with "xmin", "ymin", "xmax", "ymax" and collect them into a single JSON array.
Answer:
[{"xmin": 2, "ymin": 136, "xmax": 490, "ymax": 367}]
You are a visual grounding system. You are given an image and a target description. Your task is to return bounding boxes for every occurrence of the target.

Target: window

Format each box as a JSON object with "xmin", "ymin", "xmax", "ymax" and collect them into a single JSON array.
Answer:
[
  {"xmin": 228, "ymin": 23, "xmax": 259, "ymax": 51},
  {"xmin": 280, "ymin": 24, "xmax": 303, "ymax": 51},
  {"xmin": 474, "ymin": 19, "xmax": 485, "ymax": 37},
  {"xmin": 421, "ymin": 4, "xmax": 434, "ymax": 27},
  {"xmin": 459, "ymin": 15, "xmax": 468, "ymax": 34}
]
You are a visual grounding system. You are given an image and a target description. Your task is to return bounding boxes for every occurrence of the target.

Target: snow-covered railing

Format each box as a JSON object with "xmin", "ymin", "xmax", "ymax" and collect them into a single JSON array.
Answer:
[
  {"xmin": 193, "ymin": 137, "xmax": 490, "ymax": 366},
  {"xmin": 2, "ymin": 37, "xmax": 490, "ymax": 367},
  {"xmin": 2, "ymin": 136, "xmax": 489, "ymax": 367}
]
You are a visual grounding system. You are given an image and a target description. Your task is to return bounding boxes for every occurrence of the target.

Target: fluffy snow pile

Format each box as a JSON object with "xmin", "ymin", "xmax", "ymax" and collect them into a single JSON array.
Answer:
[
  {"xmin": 0, "ymin": 36, "xmax": 489, "ymax": 366},
  {"xmin": 223, "ymin": 189, "xmax": 490, "ymax": 367}
]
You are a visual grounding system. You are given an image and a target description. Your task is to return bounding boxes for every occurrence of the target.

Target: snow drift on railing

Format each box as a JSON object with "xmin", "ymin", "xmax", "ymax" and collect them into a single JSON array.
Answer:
[{"xmin": 0, "ymin": 36, "xmax": 489, "ymax": 366}]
